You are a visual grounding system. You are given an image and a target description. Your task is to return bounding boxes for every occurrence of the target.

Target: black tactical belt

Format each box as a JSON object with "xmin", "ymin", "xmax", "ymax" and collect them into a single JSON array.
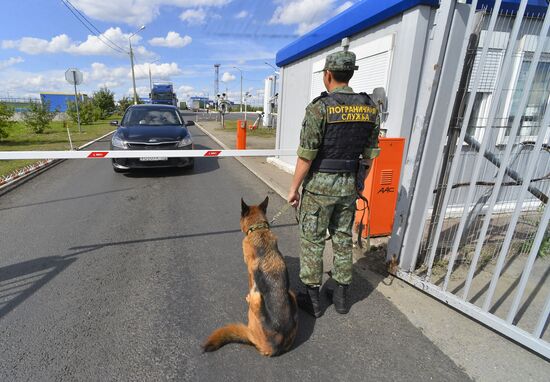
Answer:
[{"xmin": 311, "ymin": 159, "xmax": 359, "ymax": 173}]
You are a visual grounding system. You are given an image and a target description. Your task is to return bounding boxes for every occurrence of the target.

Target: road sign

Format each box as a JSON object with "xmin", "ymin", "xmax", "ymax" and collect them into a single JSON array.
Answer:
[
  {"xmin": 65, "ymin": 68, "xmax": 83, "ymax": 85},
  {"xmin": 65, "ymin": 68, "xmax": 83, "ymax": 133}
]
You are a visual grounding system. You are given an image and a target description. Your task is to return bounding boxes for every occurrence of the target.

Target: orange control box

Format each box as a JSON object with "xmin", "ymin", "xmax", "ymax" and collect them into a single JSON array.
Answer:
[{"xmin": 355, "ymin": 137, "xmax": 405, "ymax": 237}]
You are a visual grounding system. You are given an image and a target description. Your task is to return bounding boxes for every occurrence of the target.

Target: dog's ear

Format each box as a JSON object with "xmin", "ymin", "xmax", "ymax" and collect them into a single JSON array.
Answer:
[
  {"xmin": 259, "ymin": 196, "xmax": 269, "ymax": 214},
  {"xmin": 241, "ymin": 198, "xmax": 250, "ymax": 217}
]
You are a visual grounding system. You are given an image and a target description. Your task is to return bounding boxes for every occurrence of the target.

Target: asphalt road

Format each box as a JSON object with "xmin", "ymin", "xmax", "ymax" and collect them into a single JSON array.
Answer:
[
  {"xmin": 0, "ymin": 127, "xmax": 470, "ymax": 381},
  {"xmin": 181, "ymin": 110, "xmax": 264, "ymax": 123}
]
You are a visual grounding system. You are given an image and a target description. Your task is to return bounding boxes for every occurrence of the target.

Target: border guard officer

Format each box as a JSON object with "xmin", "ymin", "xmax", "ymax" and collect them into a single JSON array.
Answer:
[{"xmin": 287, "ymin": 50, "xmax": 381, "ymax": 317}]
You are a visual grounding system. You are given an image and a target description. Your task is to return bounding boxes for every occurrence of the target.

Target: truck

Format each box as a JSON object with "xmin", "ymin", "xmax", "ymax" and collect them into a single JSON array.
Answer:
[
  {"xmin": 150, "ymin": 82, "xmax": 178, "ymax": 106},
  {"xmin": 191, "ymin": 99, "xmax": 201, "ymax": 111}
]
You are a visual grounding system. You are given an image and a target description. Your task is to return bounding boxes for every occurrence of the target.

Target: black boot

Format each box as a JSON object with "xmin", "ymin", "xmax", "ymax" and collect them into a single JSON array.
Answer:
[
  {"xmin": 332, "ymin": 283, "xmax": 349, "ymax": 314},
  {"xmin": 297, "ymin": 285, "xmax": 322, "ymax": 318}
]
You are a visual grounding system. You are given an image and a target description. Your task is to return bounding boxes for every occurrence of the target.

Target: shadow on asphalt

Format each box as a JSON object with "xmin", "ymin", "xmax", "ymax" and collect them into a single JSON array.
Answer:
[
  {"xmin": 121, "ymin": 144, "xmax": 220, "ymax": 178},
  {"xmin": 0, "ymin": 187, "xmax": 135, "ymax": 212},
  {"xmin": 0, "ymin": 255, "xmax": 77, "ymax": 319},
  {"xmin": 284, "ymin": 255, "xmax": 378, "ymax": 344},
  {"xmin": 0, "ymin": 223, "xmax": 299, "ymax": 321},
  {"xmin": 68, "ymin": 223, "xmax": 298, "ymax": 254}
]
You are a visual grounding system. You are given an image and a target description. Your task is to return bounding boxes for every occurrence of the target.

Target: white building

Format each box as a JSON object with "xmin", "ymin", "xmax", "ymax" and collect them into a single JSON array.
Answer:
[{"xmin": 272, "ymin": 0, "xmax": 549, "ymax": 173}]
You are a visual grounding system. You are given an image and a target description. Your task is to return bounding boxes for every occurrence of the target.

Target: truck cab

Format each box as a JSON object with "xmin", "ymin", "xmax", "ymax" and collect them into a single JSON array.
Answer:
[{"xmin": 150, "ymin": 82, "xmax": 178, "ymax": 107}]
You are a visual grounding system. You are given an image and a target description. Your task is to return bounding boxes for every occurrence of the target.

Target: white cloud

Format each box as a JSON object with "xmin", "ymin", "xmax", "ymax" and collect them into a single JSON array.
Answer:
[
  {"xmin": 0, "ymin": 69, "xmax": 67, "ymax": 99},
  {"xmin": 70, "ymin": 0, "xmax": 231, "ymax": 26},
  {"xmin": 221, "ymin": 72, "xmax": 235, "ymax": 82},
  {"xmin": 2, "ymin": 28, "xmax": 154, "ymax": 58},
  {"xmin": 0, "ymin": 56, "xmax": 24, "ymax": 70},
  {"xmin": 180, "ymin": 8, "xmax": 207, "ymax": 25},
  {"xmin": 270, "ymin": 0, "xmax": 352, "ymax": 35},
  {"xmin": 149, "ymin": 32, "xmax": 192, "ymax": 48},
  {"xmin": 128, "ymin": 86, "xmax": 152, "ymax": 98},
  {"xmin": 235, "ymin": 10, "xmax": 248, "ymax": 18},
  {"xmin": 86, "ymin": 61, "xmax": 182, "ymax": 82},
  {"xmin": 335, "ymin": 1, "xmax": 353, "ymax": 14},
  {"xmin": 88, "ymin": 62, "xmax": 128, "ymax": 82},
  {"xmin": 177, "ymin": 85, "xmax": 195, "ymax": 98},
  {"xmin": 133, "ymin": 62, "xmax": 182, "ymax": 79},
  {"xmin": 2, "ymin": 35, "xmax": 72, "ymax": 55}
]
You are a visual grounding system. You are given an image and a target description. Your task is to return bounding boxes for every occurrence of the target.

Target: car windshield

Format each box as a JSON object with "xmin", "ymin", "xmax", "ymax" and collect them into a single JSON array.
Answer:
[{"xmin": 122, "ymin": 108, "xmax": 182, "ymax": 126}]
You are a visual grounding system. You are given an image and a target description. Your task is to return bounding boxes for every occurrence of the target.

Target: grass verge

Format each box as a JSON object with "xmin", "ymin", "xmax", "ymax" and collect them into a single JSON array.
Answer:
[
  {"xmin": 0, "ymin": 116, "xmax": 119, "ymax": 178},
  {"xmin": 218, "ymin": 120, "xmax": 276, "ymax": 138}
]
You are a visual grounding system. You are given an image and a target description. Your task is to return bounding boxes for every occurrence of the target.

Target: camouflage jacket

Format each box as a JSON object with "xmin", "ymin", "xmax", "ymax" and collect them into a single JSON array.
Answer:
[{"xmin": 297, "ymin": 86, "xmax": 380, "ymax": 196}]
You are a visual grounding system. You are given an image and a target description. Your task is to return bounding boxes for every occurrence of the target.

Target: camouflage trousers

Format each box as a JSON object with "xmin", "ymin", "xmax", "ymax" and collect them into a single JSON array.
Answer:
[{"xmin": 299, "ymin": 190, "xmax": 356, "ymax": 286}]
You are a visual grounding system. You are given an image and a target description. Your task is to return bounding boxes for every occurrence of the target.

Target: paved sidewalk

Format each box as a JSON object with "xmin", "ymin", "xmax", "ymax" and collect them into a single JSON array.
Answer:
[{"xmin": 195, "ymin": 119, "xmax": 550, "ymax": 381}]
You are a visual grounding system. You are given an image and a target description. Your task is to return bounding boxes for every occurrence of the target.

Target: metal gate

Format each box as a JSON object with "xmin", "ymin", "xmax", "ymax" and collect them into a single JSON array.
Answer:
[{"xmin": 390, "ymin": 0, "xmax": 550, "ymax": 358}]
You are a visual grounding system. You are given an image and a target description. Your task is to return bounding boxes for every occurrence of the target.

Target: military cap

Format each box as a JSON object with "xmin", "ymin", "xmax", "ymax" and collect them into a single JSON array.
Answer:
[{"xmin": 323, "ymin": 51, "xmax": 359, "ymax": 71}]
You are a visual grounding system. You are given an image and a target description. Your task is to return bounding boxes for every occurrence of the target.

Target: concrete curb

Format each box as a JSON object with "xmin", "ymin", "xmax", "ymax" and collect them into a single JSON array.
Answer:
[
  {"xmin": 0, "ymin": 129, "xmax": 116, "ymax": 196},
  {"xmin": 194, "ymin": 122, "xmax": 287, "ymax": 199}
]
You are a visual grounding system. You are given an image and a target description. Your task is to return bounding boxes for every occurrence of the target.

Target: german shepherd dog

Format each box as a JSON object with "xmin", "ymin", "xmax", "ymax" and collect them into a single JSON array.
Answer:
[{"xmin": 202, "ymin": 197, "xmax": 298, "ymax": 356}]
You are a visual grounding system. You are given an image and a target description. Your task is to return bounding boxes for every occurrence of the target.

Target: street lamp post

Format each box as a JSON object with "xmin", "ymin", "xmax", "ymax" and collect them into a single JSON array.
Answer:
[
  {"xmin": 233, "ymin": 66, "xmax": 243, "ymax": 113},
  {"xmin": 264, "ymin": 62, "xmax": 280, "ymax": 128},
  {"xmin": 244, "ymin": 91, "xmax": 252, "ymax": 124},
  {"xmin": 129, "ymin": 25, "xmax": 146, "ymax": 105},
  {"xmin": 264, "ymin": 61, "xmax": 280, "ymax": 95}
]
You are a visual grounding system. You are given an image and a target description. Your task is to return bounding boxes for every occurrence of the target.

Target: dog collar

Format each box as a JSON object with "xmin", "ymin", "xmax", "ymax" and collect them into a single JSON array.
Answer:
[{"xmin": 246, "ymin": 222, "xmax": 270, "ymax": 235}]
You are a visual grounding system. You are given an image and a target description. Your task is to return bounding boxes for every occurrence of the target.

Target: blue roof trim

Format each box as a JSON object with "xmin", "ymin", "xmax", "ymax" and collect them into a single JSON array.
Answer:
[
  {"xmin": 275, "ymin": 0, "xmax": 439, "ymax": 67},
  {"xmin": 474, "ymin": 0, "xmax": 548, "ymax": 15}
]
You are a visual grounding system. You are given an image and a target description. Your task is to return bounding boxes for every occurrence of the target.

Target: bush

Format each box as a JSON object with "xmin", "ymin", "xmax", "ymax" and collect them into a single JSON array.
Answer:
[
  {"xmin": 0, "ymin": 102, "xmax": 14, "ymax": 139},
  {"xmin": 67, "ymin": 100, "xmax": 101, "ymax": 125},
  {"xmin": 92, "ymin": 87, "xmax": 116, "ymax": 119},
  {"xmin": 22, "ymin": 100, "xmax": 55, "ymax": 134},
  {"xmin": 117, "ymin": 97, "xmax": 132, "ymax": 114}
]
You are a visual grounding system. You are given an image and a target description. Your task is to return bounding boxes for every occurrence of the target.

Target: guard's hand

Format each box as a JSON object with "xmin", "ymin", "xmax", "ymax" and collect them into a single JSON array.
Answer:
[{"xmin": 287, "ymin": 190, "xmax": 300, "ymax": 208}]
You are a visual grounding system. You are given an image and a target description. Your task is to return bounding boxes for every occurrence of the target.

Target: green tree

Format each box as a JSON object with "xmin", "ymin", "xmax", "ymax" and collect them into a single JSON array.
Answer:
[
  {"xmin": 23, "ymin": 100, "xmax": 55, "ymax": 134},
  {"xmin": 66, "ymin": 100, "xmax": 100, "ymax": 125},
  {"xmin": 117, "ymin": 97, "xmax": 132, "ymax": 114},
  {"xmin": 0, "ymin": 102, "xmax": 14, "ymax": 140},
  {"xmin": 66, "ymin": 100, "xmax": 79, "ymax": 124},
  {"xmin": 92, "ymin": 86, "xmax": 115, "ymax": 118}
]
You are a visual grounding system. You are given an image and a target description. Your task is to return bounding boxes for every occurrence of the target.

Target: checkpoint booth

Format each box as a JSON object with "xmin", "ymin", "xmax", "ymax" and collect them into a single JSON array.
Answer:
[{"xmin": 271, "ymin": 0, "xmax": 441, "ymax": 235}]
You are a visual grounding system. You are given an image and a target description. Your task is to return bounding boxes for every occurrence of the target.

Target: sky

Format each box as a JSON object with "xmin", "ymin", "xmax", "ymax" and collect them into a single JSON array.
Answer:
[{"xmin": 0, "ymin": 0, "xmax": 355, "ymax": 105}]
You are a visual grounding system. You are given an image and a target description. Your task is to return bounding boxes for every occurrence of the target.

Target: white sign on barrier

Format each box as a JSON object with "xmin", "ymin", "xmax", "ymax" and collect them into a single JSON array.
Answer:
[{"xmin": 0, "ymin": 149, "xmax": 296, "ymax": 160}]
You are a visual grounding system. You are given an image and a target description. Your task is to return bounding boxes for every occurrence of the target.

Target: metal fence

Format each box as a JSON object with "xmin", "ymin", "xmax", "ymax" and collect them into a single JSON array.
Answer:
[
  {"xmin": 0, "ymin": 97, "xmax": 41, "ymax": 112},
  {"xmin": 391, "ymin": 0, "xmax": 549, "ymax": 358}
]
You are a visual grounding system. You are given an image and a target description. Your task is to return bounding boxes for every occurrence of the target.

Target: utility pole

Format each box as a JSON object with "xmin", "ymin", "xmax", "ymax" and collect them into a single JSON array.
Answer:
[
  {"xmin": 73, "ymin": 72, "xmax": 81, "ymax": 133},
  {"xmin": 214, "ymin": 64, "xmax": 220, "ymax": 110},
  {"xmin": 148, "ymin": 65, "xmax": 152, "ymax": 94},
  {"xmin": 233, "ymin": 66, "xmax": 243, "ymax": 113},
  {"xmin": 130, "ymin": 40, "xmax": 138, "ymax": 104},
  {"xmin": 128, "ymin": 25, "xmax": 146, "ymax": 105}
]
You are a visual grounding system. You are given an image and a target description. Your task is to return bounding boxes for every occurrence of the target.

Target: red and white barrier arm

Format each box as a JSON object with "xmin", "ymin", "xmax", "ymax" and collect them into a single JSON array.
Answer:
[{"xmin": 0, "ymin": 149, "xmax": 296, "ymax": 160}]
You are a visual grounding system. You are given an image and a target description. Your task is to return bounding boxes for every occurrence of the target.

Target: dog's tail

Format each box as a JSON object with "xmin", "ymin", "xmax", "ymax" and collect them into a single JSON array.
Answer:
[{"xmin": 202, "ymin": 323, "xmax": 251, "ymax": 352}]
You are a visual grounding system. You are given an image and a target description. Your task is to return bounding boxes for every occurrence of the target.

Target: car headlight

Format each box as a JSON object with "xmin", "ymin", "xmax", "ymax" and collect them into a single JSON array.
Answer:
[
  {"xmin": 111, "ymin": 134, "xmax": 128, "ymax": 149},
  {"xmin": 177, "ymin": 136, "xmax": 193, "ymax": 147}
]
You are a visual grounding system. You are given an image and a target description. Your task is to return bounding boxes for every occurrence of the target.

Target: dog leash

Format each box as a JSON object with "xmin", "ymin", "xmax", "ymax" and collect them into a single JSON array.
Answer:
[{"xmin": 270, "ymin": 203, "xmax": 299, "ymax": 225}]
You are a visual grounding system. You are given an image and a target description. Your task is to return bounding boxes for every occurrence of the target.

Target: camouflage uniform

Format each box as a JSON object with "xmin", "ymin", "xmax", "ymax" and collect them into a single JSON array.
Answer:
[{"xmin": 298, "ymin": 52, "xmax": 380, "ymax": 287}]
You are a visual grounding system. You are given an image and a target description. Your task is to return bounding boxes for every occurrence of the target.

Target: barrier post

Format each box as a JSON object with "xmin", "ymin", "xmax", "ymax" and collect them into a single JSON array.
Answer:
[{"xmin": 236, "ymin": 120, "xmax": 247, "ymax": 149}]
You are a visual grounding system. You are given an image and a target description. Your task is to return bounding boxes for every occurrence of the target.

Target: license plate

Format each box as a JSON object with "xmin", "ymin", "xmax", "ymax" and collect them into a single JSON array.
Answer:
[{"xmin": 140, "ymin": 157, "xmax": 168, "ymax": 161}]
